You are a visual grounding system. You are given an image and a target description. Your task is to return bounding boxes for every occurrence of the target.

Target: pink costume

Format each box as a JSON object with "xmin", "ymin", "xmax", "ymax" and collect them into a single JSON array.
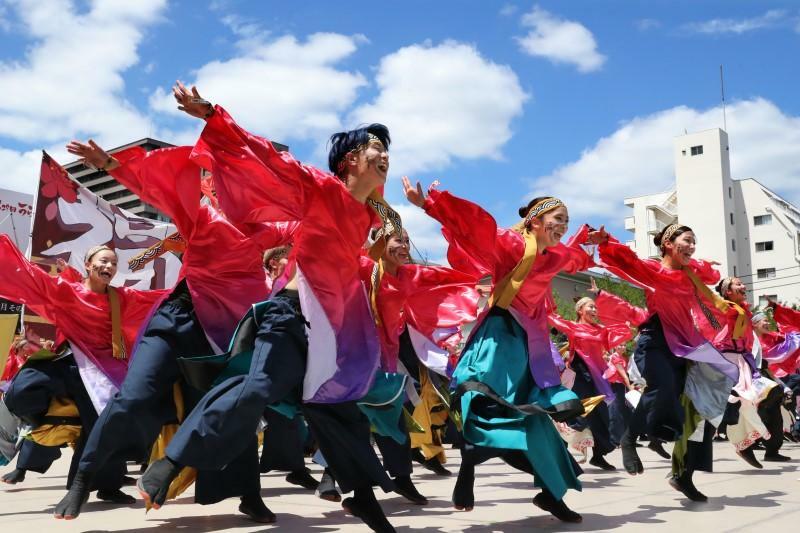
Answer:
[
  {"xmin": 189, "ymin": 106, "xmax": 383, "ymax": 403},
  {"xmin": 761, "ymin": 303, "xmax": 800, "ymax": 378},
  {"xmin": 422, "ymin": 188, "xmax": 595, "ymax": 388}
]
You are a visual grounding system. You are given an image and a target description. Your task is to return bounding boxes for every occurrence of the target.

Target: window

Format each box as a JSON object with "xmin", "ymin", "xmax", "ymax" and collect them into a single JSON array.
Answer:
[
  {"xmin": 729, "ymin": 212, "xmax": 734, "ymax": 225},
  {"xmin": 690, "ymin": 145, "xmax": 703, "ymax": 156},
  {"xmin": 728, "ymin": 187, "xmax": 732, "ymax": 199},
  {"xmin": 755, "ymin": 241, "xmax": 774, "ymax": 252},
  {"xmin": 758, "ymin": 295, "xmax": 778, "ymax": 307},
  {"xmin": 753, "ymin": 214, "xmax": 772, "ymax": 226},
  {"xmin": 731, "ymin": 239, "xmax": 736, "ymax": 251},
  {"xmin": 733, "ymin": 265, "xmax": 737, "ymax": 276},
  {"xmin": 757, "ymin": 268, "xmax": 776, "ymax": 279}
]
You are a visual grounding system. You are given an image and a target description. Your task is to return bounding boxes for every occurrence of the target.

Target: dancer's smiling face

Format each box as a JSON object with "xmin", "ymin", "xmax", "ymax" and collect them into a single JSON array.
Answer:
[
  {"xmin": 347, "ymin": 139, "xmax": 389, "ymax": 190},
  {"xmin": 382, "ymin": 231, "xmax": 411, "ymax": 271},
  {"xmin": 530, "ymin": 206, "xmax": 569, "ymax": 248},
  {"xmin": 85, "ymin": 249, "xmax": 117, "ymax": 288},
  {"xmin": 723, "ymin": 277, "xmax": 747, "ymax": 304},
  {"xmin": 578, "ymin": 300, "xmax": 599, "ymax": 323},
  {"xmin": 663, "ymin": 230, "xmax": 696, "ymax": 267}
]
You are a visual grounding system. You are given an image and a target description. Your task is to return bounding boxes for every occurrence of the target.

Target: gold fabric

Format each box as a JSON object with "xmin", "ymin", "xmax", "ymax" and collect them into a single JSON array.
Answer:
[
  {"xmin": 684, "ymin": 268, "xmax": 747, "ymax": 340},
  {"xmin": 107, "ymin": 286, "xmax": 126, "ymax": 360},
  {"xmin": 410, "ymin": 367, "xmax": 450, "ymax": 462}
]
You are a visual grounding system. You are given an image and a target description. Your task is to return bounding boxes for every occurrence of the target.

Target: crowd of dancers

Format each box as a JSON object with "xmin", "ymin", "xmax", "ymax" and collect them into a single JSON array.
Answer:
[{"xmin": 0, "ymin": 81, "xmax": 798, "ymax": 532}]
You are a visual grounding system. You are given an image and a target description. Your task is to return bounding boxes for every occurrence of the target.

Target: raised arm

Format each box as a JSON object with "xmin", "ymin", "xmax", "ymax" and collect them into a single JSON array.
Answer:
[
  {"xmin": 598, "ymin": 238, "xmax": 662, "ymax": 290},
  {"xmin": 559, "ymin": 224, "xmax": 597, "ymax": 274},
  {"xmin": 689, "ymin": 258, "xmax": 722, "ymax": 286},
  {"xmin": 65, "ymin": 141, "xmax": 200, "ymax": 234},
  {"xmin": 0, "ymin": 235, "xmax": 61, "ymax": 322},
  {"xmin": 772, "ymin": 302, "xmax": 800, "ymax": 334},
  {"xmin": 595, "ymin": 289, "xmax": 649, "ymax": 327}
]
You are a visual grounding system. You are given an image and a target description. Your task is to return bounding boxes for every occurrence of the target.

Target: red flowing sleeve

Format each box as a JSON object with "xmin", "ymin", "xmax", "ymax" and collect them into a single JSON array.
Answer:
[
  {"xmin": 58, "ymin": 265, "xmax": 84, "ymax": 284},
  {"xmin": 598, "ymin": 239, "xmax": 661, "ymax": 291},
  {"xmin": 111, "ymin": 146, "xmax": 200, "ymax": 234},
  {"xmin": 596, "ymin": 290, "xmax": 649, "ymax": 327},
  {"xmin": 547, "ymin": 313, "xmax": 578, "ymax": 338},
  {"xmin": 559, "ymin": 224, "xmax": 596, "ymax": 274},
  {"xmin": 0, "ymin": 234, "xmax": 61, "ymax": 322},
  {"xmin": 603, "ymin": 323, "xmax": 634, "ymax": 350},
  {"xmin": 689, "ymin": 259, "xmax": 721, "ymax": 285},
  {"xmin": 423, "ymin": 189, "xmax": 525, "ymax": 280},
  {"xmin": 774, "ymin": 303, "xmax": 800, "ymax": 334},
  {"xmin": 243, "ymin": 221, "xmax": 300, "ymax": 251},
  {"xmin": 190, "ymin": 106, "xmax": 318, "ymax": 225},
  {"xmin": 400, "ymin": 264, "xmax": 480, "ymax": 335}
]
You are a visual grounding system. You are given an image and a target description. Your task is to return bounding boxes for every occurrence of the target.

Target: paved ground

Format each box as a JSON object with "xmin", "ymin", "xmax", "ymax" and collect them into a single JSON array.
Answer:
[{"xmin": 1, "ymin": 440, "xmax": 799, "ymax": 532}]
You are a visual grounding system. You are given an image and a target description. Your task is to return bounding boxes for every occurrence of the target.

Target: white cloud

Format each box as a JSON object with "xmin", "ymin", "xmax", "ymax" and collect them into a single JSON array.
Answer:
[
  {"xmin": 635, "ymin": 18, "xmax": 661, "ymax": 31},
  {"xmin": 149, "ymin": 32, "xmax": 367, "ymax": 145},
  {"xmin": 499, "ymin": 4, "xmax": 518, "ymax": 17},
  {"xmin": 683, "ymin": 9, "xmax": 788, "ymax": 34},
  {"xmin": 527, "ymin": 98, "xmax": 800, "ymax": 233},
  {"xmin": 348, "ymin": 41, "xmax": 528, "ymax": 177},
  {"xmin": 0, "ymin": 0, "xmax": 165, "ymax": 145},
  {"xmin": 516, "ymin": 6, "xmax": 606, "ymax": 73}
]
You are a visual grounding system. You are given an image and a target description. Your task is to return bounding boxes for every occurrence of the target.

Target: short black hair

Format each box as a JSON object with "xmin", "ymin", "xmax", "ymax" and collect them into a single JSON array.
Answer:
[{"xmin": 328, "ymin": 124, "xmax": 391, "ymax": 178}]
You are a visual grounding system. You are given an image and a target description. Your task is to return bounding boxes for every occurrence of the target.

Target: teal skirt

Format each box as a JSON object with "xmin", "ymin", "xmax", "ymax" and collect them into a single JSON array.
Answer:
[{"xmin": 452, "ymin": 310, "xmax": 582, "ymax": 499}]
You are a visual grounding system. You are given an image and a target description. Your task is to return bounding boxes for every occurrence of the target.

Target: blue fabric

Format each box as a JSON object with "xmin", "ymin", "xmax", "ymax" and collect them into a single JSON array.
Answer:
[
  {"xmin": 358, "ymin": 372, "xmax": 408, "ymax": 445},
  {"xmin": 452, "ymin": 312, "xmax": 581, "ymax": 499}
]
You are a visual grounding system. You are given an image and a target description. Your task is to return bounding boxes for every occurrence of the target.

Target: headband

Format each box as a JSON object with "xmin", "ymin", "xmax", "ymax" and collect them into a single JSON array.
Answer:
[
  {"xmin": 85, "ymin": 244, "xmax": 114, "ymax": 262},
  {"xmin": 660, "ymin": 223, "xmax": 682, "ymax": 247},
  {"xmin": 523, "ymin": 197, "xmax": 564, "ymax": 227},
  {"xmin": 751, "ymin": 312, "xmax": 766, "ymax": 324},
  {"xmin": 719, "ymin": 277, "xmax": 734, "ymax": 296}
]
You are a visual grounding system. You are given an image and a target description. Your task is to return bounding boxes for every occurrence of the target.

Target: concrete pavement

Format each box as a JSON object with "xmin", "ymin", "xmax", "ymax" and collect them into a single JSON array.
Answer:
[{"xmin": 1, "ymin": 440, "xmax": 798, "ymax": 532}]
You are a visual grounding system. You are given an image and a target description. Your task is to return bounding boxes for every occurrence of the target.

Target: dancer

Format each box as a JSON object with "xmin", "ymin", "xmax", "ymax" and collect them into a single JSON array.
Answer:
[
  {"xmin": 362, "ymin": 227, "xmax": 479, "ymax": 503},
  {"xmin": 404, "ymin": 180, "xmax": 608, "ymax": 523},
  {"xmin": 598, "ymin": 223, "xmax": 738, "ymax": 502},
  {"xmin": 0, "ymin": 236, "xmax": 169, "ymax": 503},
  {"xmin": 710, "ymin": 278, "xmax": 783, "ymax": 468},
  {"xmin": 548, "ymin": 285, "xmax": 637, "ymax": 471},
  {"xmin": 55, "ymin": 140, "xmax": 291, "ymax": 521},
  {"xmin": 137, "ymin": 82, "xmax": 400, "ymax": 532}
]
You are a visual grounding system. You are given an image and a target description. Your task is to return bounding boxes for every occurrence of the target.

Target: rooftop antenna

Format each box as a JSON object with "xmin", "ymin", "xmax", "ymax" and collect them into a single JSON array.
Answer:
[{"xmin": 719, "ymin": 64, "xmax": 728, "ymax": 131}]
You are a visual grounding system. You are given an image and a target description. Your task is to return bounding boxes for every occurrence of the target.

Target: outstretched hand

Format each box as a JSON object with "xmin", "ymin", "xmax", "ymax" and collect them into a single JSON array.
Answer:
[
  {"xmin": 402, "ymin": 176, "xmax": 427, "ymax": 208},
  {"xmin": 65, "ymin": 139, "xmax": 118, "ymax": 171},
  {"xmin": 586, "ymin": 225, "xmax": 609, "ymax": 245},
  {"xmin": 173, "ymin": 80, "xmax": 213, "ymax": 119},
  {"xmin": 588, "ymin": 277, "xmax": 600, "ymax": 295}
]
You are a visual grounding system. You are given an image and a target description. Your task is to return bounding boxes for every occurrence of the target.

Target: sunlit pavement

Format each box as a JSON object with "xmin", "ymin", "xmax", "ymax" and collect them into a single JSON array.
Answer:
[{"xmin": 1, "ymin": 440, "xmax": 798, "ymax": 532}]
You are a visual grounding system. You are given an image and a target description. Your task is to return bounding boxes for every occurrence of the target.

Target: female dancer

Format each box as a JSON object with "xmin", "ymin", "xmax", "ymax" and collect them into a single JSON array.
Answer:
[
  {"xmin": 598, "ymin": 223, "xmax": 738, "ymax": 502},
  {"xmin": 362, "ymin": 227, "xmax": 479, "ymax": 504},
  {"xmin": 138, "ymin": 82, "xmax": 400, "ymax": 532},
  {"xmin": 404, "ymin": 179, "xmax": 607, "ymax": 523},
  {"xmin": 0, "ymin": 236, "xmax": 168, "ymax": 503},
  {"xmin": 55, "ymin": 140, "xmax": 290, "ymax": 522},
  {"xmin": 711, "ymin": 277, "xmax": 783, "ymax": 468}
]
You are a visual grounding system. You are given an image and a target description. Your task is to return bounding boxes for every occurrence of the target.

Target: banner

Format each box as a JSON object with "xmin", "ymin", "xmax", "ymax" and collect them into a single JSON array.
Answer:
[{"xmin": 23, "ymin": 152, "xmax": 181, "ymax": 341}]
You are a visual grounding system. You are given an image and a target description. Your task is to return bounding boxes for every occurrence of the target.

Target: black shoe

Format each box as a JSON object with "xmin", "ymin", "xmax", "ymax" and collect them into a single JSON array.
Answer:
[
  {"xmin": 669, "ymin": 473, "xmax": 707, "ymax": 502},
  {"xmin": 421, "ymin": 457, "xmax": 452, "ymax": 476},
  {"xmin": 411, "ymin": 448, "xmax": 426, "ymax": 465},
  {"xmin": 589, "ymin": 455, "xmax": 616, "ymax": 471},
  {"xmin": 647, "ymin": 440, "xmax": 671, "ymax": 459},
  {"xmin": 54, "ymin": 470, "xmax": 93, "ymax": 519},
  {"xmin": 2, "ymin": 468, "xmax": 26, "ymax": 484},
  {"xmin": 285, "ymin": 468, "xmax": 319, "ymax": 491},
  {"xmin": 239, "ymin": 493, "xmax": 276, "ymax": 524},
  {"xmin": 736, "ymin": 448, "xmax": 763, "ymax": 469},
  {"xmin": 96, "ymin": 489, "xmax": 136, "ymax": 504},
  {"xmin": 532, "ymin": 490, "xmax": 582, "ymax": 523},
  {"xmin": 136, "ymin": 457, "xmax": 182, "ymax": 510},
  {"xmin": 621, "ymin": 433, "xmax": 644, "ymax": 475},
  {"xmin": 342, "ymin": 492, "xmax": 396, "ymax": 533},
  {"xmin": 316, "ymin": 469, "xmax": 341, "ymax": 502},
  {"xmin": 763, "ymin": 452, "xmax": 791, "ymax": 462},
  {"xmin": 452, "ymin": 461, "xmax": 475, "ymax": 511},
  {"xmin": 393, "ymin": 475, "xmax": 427, "ymax": 505}
]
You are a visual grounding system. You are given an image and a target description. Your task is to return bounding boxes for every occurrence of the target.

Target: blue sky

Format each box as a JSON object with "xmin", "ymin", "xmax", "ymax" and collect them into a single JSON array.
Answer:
[{"xmin": 1, "ymin": 0, "xmax": 799, "ymax": 261}]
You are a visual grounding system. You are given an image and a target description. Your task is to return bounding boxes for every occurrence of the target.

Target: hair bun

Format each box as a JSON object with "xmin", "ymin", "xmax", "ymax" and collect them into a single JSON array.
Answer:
[{"xmin": 518, "ymin": 206, "xmax": 529, "ymax": 218}]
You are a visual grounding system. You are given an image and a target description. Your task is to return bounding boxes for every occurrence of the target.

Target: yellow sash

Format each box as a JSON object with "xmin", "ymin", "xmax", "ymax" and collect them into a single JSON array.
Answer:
[
  {"xmin": 107, "ymin": 286, "xmax": 126, "ymax": 360},
  {"xmin": 683, "ymin": 269, "xmax": 747, "ymax": 339},
  {"xmin": 489, "ymin": 230, "xmax": 538, "ymax": 309}
]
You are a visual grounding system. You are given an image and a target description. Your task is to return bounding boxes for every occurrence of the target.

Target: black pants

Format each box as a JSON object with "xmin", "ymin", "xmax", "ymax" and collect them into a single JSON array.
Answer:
[
  {"xmin": 684, "ymin": 418, "xmax": 715, "ymax": 474},
  {"xmin": 259, "ymin": 409, "xmax": 306, "ymax": 473},
  {"xmin": 757, "ymin": 385, "xmax": 785, "ymax": 455},
  {"xmin": 374, "ymin": 412, "xmax": 411, "ymax": 478},
  {"xmin": 608, "ymin": 382, "xmax": 632, "ymax": 447},
  {"xmin": 80, "ymin": 282, "xmax": 257, "ymax": 504},
  {"xmin": 16, "ymin": 439, "xmax": 61, "ymax": 473},
  {"xmin": 4, "ymin": 355, "xmax": 125, "ymax": 491},
  {"xmin": 629, "ymin": 316, "xmax": 687, "ymax": 442},
  {"xmin": 166, "ymin": 291, "xmax": 392, "ymax": 495},
  {"xmin": 568, "ymin": 356, "xmax": 614, "ymax": 456}
]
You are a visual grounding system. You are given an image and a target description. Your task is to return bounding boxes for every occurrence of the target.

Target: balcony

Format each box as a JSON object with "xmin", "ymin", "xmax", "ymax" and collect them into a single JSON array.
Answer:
[{"xmin": 624, "ymin": 216, "xmax": 635, "ymax": 231}]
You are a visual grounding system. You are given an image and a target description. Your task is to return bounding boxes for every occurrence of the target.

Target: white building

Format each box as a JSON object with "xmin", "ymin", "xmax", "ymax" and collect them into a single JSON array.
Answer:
[{"xmin": 623, "ymin": 128, "xmax": 800, "ymax": 307}]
